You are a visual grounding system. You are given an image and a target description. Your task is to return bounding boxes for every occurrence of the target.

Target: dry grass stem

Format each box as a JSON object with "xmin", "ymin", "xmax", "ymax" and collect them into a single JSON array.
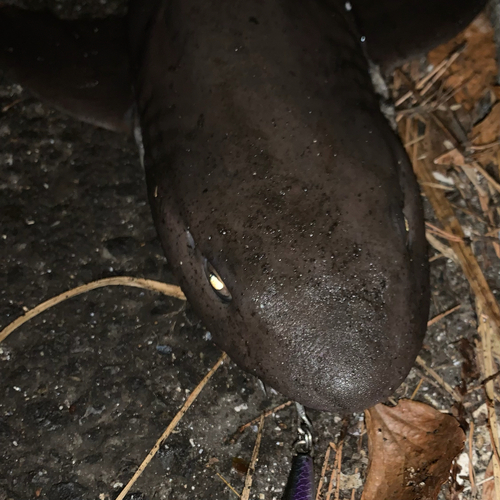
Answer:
[
  {"xmin": 241, "ymin": 413, "xmax": 265, "ymax": 500},
  {"xmin": 410, "ymin": 378, "xmax": 425, "ymax": 400},
  {"xmin": 403, "ymin": 118, "xmax": 500, "ymax": 338},
  {"xmin": 472, "ymin": 161, "xmax": 500, "ymax": 194},
  {"xmin": 350, "ymin": 467, "xmax": 359, "ymax": 500},
  {"xmin": 2, "ymin": 97, "xmax": 24, "ymax": 112},
  {"xmin": 0, "ymin": 276, "xmax": 186, "ymax": 344},
  {"xmin": 415, "ymin": 45, "xmax": 465, "ymax": 92},
  {"xmin": 419, "ymin": 47, "xmax": 465, "ymax": 96},
  {"xmin": 228, "ymin": 401, "xmax": 293, "ymax": 444},
  {"xmin": 216, "ymin": 473, "xmax": 241, "ymax": 498},
  {"xmin": 426, "ymin": 232, "xmax": 459, "ymax": 263},
  {"xmin": 425, "ymin": 222, "xmax": 464, "ymax": 242},
  {"xmin": 415, "ymin": 356, "xmax": 461, "ymax": 402},
  {"xmin": 427, "ymin": 304, "xmax": 461, "ymax": 327},
  {"xmin": 468, "ymin": 420, "xmax": 476, "ymax": 494},
  {"xmin": 420, "ymin": 181, "xmax": 455, "ymax": 191},
  {"xmin": 116, "ymin": 352, "xmax": 227, "ymax": 500},
  {"xmin": 315, "ymin": 446, "xmax": 332, "ymax": 500},
  {"xmin": 325, "ymin": 424, "xmax": 347, "ymax": 500},
  {"xmin": 477, "ymin": 299, "xmax": 500, "ymax": 499}
]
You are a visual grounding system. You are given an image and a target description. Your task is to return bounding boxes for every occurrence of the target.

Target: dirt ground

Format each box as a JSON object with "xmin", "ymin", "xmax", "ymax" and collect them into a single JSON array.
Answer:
[{"xmin": 0, "ymin": 2, "xmax": 498, "ymax": 500}]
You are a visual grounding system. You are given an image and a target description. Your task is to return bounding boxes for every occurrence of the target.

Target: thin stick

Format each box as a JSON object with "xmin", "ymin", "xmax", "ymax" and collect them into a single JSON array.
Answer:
[
  {"xmin": 2, "ymin": 97, "xmax": 24, "ymax": 113},
  {"xmin": 395, "ymin": 90, "xmax": 413, "ymax": 107},
  {"xmin": 402, "ymin": 117, "xmax": 500, "ymax": 341},
  {"xmin": 216, "ymin": 473, "xmax": 241, "ymax": 498},
  {"xmin": 463, "ymin": 475, "xmax": 494, "ymax": 491},
  {"xmin": 427, "ymin": 304, "xmax": 461, "ymax": 327},
  {"xmin": 468, "ymin": 420, "xmax": 476, "ymax": 495},
  {"xmin": 315, "ymin": 446, "xmax": 332, "ymax": 500},
  {"xmin": 326, "ymin": 442, "xmax": 344, "ymax": 500},
  {"xmin": 420, "ymin": 181, "xmax": 455, "ymax": 191},
  {"xmin": 0, "ymin": 276, "xmax": 186, "ymax": 343},
  {"xmin": 477, "ymin": 300, "xmax": 500, "ymax": 499},
  {"xmin": 325, "ymin": 449, "xmax": 339, "ymax": 500},
  {"xmin": 426, "ymin": 233, "xmax": 459, "ymax": 264},
  {"xmin": 115, "ymin": 352, "xmax": 227, "ymax": 500},
  {"xmin": 419, "ymin": 48, "xmax": 464, "ymax": 96},
  {"xmin": 410, "ymin": 378, "xmax": 424, "ymax": 400},
  {"xmin": 350, "ymin": 467, "xmax": 359, "ymax": 500},
  {"xmin": 416, "ymin": 45, "xmax": 465, "ymax": 91},
  {"xmin": 241, "ymin": 413, "xmax": 265, "ymax": 500},
  {"xmin": 415, "ymin": 356, "xmax": 461, "ymax": 401},
  {"xmin": 228, "ymin": 400, "xmax": 293, "ymax": 443},
  {"xmin": 473, "ymin": 161, "xmax": 500, "ymax": 195},
  {"xmin": 326, "ymin": 422, "xmax": 348, "ymax": 500},
  {"xmin": 425, "ymin": 222, "xmax": 464, "ymax": 242}
]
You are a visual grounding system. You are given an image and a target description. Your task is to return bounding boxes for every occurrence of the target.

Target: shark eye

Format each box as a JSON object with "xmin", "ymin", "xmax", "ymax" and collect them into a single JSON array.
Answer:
[{"xmin": 205, "ymin": 261, "xmax": 232, "ymax": 302}]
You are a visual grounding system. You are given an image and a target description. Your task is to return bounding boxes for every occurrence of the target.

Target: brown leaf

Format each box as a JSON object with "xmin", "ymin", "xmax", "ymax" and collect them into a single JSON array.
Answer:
[
  {"xmin": 433, "ymin": 148, "xmax": 465, "ymax": 167},
  {"xmin": 471, "ymin": 102, "xmax": 500, "ymax": 165},
  {"xmin": 482, "ymin": 459, "xmax": 495, "ymax": 500},
  {"xmin": 232, "ymin": 456, "xmax": 250, "ymax": 475},
  {"xmin": 362, "ymin": 400, "xmax": 465, "ymax": 500}
]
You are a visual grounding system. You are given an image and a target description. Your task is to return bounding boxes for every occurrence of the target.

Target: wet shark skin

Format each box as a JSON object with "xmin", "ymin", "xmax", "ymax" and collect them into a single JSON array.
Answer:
[{"xmin": 132, "ymin": 0, "xmax": 429, "ymax": 413}]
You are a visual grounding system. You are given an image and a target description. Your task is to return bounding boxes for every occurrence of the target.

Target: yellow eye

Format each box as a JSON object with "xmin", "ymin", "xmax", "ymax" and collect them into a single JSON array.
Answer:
[
  {"xmin": 210, "ymin": 274, "xmax": 225, "ymax": 291},
  {"xmin": 206, "ymin": 261, "xmax": 232, "ymax": 302}
]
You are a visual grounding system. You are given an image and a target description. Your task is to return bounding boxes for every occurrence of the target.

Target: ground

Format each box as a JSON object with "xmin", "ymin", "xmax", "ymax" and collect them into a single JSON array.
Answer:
[{"xmin": 0, "ymin": 2, "xmax": 497, "ymax": 500}]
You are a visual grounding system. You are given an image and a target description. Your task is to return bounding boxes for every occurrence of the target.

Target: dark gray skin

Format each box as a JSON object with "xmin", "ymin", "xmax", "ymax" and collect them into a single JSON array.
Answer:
[
  {"xmin": 129, "ymin": 0, "xmax": 430, "ymax": 413},
  {"xmin": 354, "ymin": 0, "xmax": 487, "ymax": 71},
  {"xmin": 0, "ymin": 0, "xmax": 486, "ymax": 412}
]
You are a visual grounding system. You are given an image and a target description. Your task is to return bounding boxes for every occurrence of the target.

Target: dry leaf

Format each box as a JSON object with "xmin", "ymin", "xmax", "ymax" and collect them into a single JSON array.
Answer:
[
  {"xmin": 362, "ymin": 399, "xmax": 465, "ymax": 500},
  {"xmin": 427, "ymin": 14, "xmax": 497, "ymax": 109},
  {"xmin": 471, "ymin": 102, "xmax": 500, "ymax": 164},
  {"xmin": 483, "ymin": 459, "xmax": 495, "ymax": 500},
  {"xmin": 473, "ymin": 103, "xmax": 500, "ymax": 145},
  {"xmin": 434, "ymin": 148, "xmax": 465, "ymax": 167}
]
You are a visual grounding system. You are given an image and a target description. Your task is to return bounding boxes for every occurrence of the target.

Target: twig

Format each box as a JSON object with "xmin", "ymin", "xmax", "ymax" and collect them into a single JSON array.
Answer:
[
  {"xmin": 415, "ymin": 45, "xmax": 465, "ymax": 92},
  {"xmin": 227, "ymin": 401, "xmax": 293, "ymax": 444},
  {"xmin": 326, "ymin": 421, "xmax": 348, "ymax": 500},
  {"xmin": 468, "ymin": 420, "xmax": 476, "ymax": 495},
  {"xmin": 402, "ymin": 118, "xmax": 500, "ymax": 340},
  {"xmin": 419, "ymin": 46, "xmax": 465, "ymax": 96},
  {"xmin": 477, "ymin": 299, "xmax": 500, "ymax": 499},
  {"xmin": 460, "ymin": 163, "xmax": 500, "ymax": 258},
  {"xmin": 0, "ymin": 276, "xmax": 186, "ymax": 343},
  {"xmin": 426, "ymin": 232, "xmax": 459, "ymax": 264},
  {"xmin": 472, "ymin": 161, "xmax": 500, "ymax": 195},
  {"xmin": 463, "ymin": 474, "xmax": 494, "ymax": 491},
  {"xmin": 241, "ymin": 413, "xmax": 265, "ymax": 500},
  {"xmin": 415, "ymin": 356, "xmax": 461, "ymax": 401},
  {"xmin": 350, "ymin": 467, "xmax": 359, "ymax": 500},
  {"xmin": 2, "ymin": 97, "xmax": 24, "ymax": 113},
  {"xmin": 427, "ymin": 304, "xmax": 461, "ymax": 327},
  {"xmin": 115, "ymin": 352, "xmax": 227, "ymax": 500},
  {"xmin": 420, "ymin": 181, "xmax": 455, "ymax": 191},
  {"xmin": 315, "ymin": 446, "xmax": 332, "ymax": 500},
  {"xmin": 410, "ymin": 378, "xmax": 424, "ymax": 400},
  {"xmin": 482, "ymin": 370, "xmax": 500, "ymax": 385},
  {"xmin": 425, "ymin": 222, "xmax": 464, "ymax": 242},
  {"xmin": 216, "ymin": 473, "xmax": 241, "ymax": 498},
  {"xmin": 325, "ymin": 445, "xmax": 342, "ymax": 500}
]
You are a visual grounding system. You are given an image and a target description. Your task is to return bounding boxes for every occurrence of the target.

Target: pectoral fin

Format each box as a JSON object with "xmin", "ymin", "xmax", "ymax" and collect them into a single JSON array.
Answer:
[{"xmin": 0, "ymin": 6, "xmax": 134, "ymax": 133}]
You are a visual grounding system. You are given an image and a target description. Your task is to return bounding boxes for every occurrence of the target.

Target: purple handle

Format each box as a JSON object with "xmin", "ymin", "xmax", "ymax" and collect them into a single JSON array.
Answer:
[{"xmin": 282, "ymin": 453, "xmax": 314, "ymax": 500}]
